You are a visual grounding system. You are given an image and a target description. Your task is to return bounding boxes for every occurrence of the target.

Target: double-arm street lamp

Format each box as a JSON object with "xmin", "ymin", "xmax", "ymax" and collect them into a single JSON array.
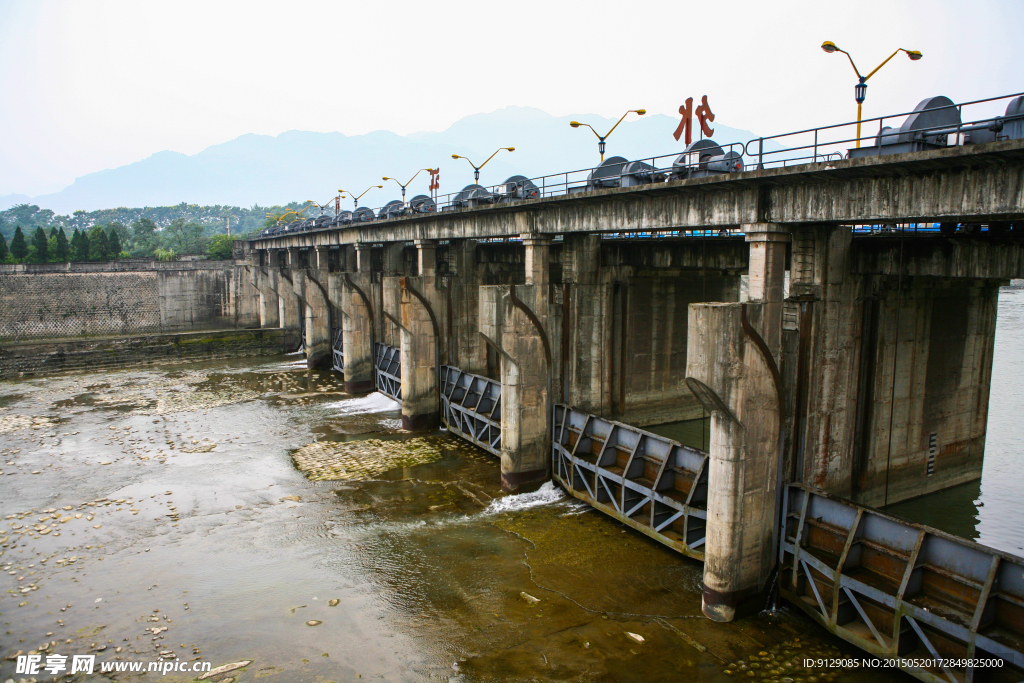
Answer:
[
  {"xmin": 306, "ymin": 196, "xmax": 340, "ymax": 215},
  {"xmin": 451, "ymin": 148, "xmax": 514, "ymax": 184},
  {"xmin": 338, "ymin": 186, "xmax": 383, "ymax": 209},
  {"xmin": 382, "ymin": 169, "xmax": 434, "ymax": 204},
  {"xmin": 821, "ymin": 41, "xmax": 923, "ymax": 147},
  {"xmin": 570, "ymin": 109, "xmax": 645, "ymax": 162}
]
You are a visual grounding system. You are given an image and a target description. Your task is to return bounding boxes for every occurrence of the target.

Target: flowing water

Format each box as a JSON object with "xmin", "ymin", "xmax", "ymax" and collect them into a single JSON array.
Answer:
[
  {"xmin": 4, "ymin": 287, "xmax": 1023, "ymax": 681},
  {"xmin": 0, "ymin": 357, "xmax": 901, "ymax": 682}
]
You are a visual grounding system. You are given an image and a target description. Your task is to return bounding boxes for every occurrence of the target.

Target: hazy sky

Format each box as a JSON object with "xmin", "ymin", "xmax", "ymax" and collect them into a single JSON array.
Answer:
[{"xmin": 1, "ymin": 0, "xmax": 1021, "ymax": 197}]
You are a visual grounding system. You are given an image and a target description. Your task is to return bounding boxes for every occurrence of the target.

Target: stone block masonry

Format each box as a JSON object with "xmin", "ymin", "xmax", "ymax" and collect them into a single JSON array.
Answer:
[
  {"xmin": 0, "ymin": 328, "xmax": 297, "ymax": 379},
  {"xmin": 0, "ymin": 261, "xmax": 257, "ymax": 342}
]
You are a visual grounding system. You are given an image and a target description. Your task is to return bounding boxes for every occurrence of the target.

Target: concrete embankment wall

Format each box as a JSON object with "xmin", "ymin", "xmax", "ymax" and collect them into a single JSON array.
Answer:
[
  {"xmin": 0, "ymin": 260, "xmax": 259, "ymax": 341},
  {"xmin": 0, "ymin": 328, "xmax": 296, "ymax": 379}
]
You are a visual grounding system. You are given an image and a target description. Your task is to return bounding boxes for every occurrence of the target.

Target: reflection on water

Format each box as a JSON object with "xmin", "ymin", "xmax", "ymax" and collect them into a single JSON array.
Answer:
[
  {"xmin": 885, "ymin": 285, "xmax": 1024, "ymax": 555},
  {"xmin": 647, "ymin": 415, "xmax": 710, "ymax": 451}
]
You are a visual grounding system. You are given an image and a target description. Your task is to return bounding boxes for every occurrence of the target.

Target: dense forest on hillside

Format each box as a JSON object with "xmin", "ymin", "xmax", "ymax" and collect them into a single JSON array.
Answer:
[{"xmin": 0, "ymin": 201, "xmax": 307, "ymax": 263}]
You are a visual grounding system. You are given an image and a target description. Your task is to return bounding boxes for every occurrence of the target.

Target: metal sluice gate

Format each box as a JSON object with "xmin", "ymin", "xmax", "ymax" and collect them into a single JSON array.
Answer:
[
  {"xmin": 551, "ymin": 405, "xmax": 709, "ymax": 560},
  {"xmin": 330, "ymin": 327, "xmax": 343, "ymax": 372},
  {"xmin": 373, "ymin": 342, "xmax": 401, "ymax": 401},
  {"xmin": 781, "ymin": 484, "xmax": 1024, "ymax": 682},
  {"xmin": 439, "ymin": 365, "xmax": 501, "ymax": 456}
]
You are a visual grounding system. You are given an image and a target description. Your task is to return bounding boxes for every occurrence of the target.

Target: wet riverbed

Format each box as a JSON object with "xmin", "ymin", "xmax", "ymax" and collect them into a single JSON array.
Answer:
[{"xmin": 0, "ymin": 355, "xmax": 906, "ymax": 682}]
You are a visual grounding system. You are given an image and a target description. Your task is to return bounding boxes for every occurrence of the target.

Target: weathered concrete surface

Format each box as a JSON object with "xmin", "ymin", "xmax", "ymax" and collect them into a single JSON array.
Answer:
[
  {"xmin": 298, "ymin": 269, "xmax": 332, "ymax": 370},
  {"xmin": 398, "ymin": 268, "xmax": 442, "ymax": 429},
  {"xmin": 340, "ymin": 272, "xmax": 375, "ymax": 394},
  {"xmin": 480, "ymin": 283, "xmax": 550, "ymax": 490},
  {"xmin": 686, "ymin": 302, "xmax": 781, "ymax": 623}
]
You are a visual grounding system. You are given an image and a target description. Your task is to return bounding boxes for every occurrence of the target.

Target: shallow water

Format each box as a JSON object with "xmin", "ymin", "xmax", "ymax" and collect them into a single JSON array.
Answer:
[{"xmin": 0, "ymin": 356, "xmax": 899, "ymax": 682}]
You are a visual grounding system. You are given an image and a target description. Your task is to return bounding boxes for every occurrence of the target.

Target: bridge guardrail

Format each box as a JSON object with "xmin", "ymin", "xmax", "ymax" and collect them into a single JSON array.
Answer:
[
  {"xmin": 257, "ymin": 91, "xmax": 1024, "ymax": 240},
  {"xmin": 440, "ymin": 365, "xmax": 500, "ymax": 456},
  {"xmin": 780, "ymin": 483, "xmax": 1024, "ymax": 682},
  {"xmin": 552, "ymin": 405, "xmax": 709, "ymax": 560}
]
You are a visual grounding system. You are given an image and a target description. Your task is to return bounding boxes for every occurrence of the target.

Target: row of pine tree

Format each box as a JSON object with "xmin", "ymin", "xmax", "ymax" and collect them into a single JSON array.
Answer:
[{"xmin": 0, "ymin": 225, "xmax": 124, "ymax": 263}]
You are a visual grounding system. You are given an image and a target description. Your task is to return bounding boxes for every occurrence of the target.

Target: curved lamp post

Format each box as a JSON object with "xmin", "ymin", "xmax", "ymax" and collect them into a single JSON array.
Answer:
[
  {"xmin": 306, "ymin": 196, "xmax": 340, "ymax": 215},
  {"xmin": 821, "ymin": 41, "xmax": 922, "ymax": 147},
  {"xmin": 451, "ymin": 148, "xmax": 514, "ymax": 184},
  {"xmin": 570, "ymin": 109, "xmax": 645, "ymax": 162},
  {"xmin": 382, "ymin": 169, "xmax": 433, "ymax": 204},
  {"xmin": 338, "ymin": 186, "xmax": 383, "ymax": 209}
]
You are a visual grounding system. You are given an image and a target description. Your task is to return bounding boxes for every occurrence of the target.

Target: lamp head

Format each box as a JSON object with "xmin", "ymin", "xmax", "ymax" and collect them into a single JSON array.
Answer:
[
  {"xmin": 376, "ymin": 185, "xmax": 383, "ymax": 188},
  {"xmin": 906, "ymin": 50, "xmax": 923, "ymax": 60},
  {"xmin": 821, "ymin": 41, "xmax": 839, "ymax": 53},
  {"xmin": 506, "ymin": 147, "xmax": 515, "ymax": 152},
  {"xmin": 452, "ymin": 154, "xmax": 461, "ymax": 159},
  {"xmin": 636, "ymin": 109, "xmax": 646, "ymax": 115},
  {"xmin": 570, "ymin": 121, "xmax": 581, "ymax": 128},
  {"xmin": 383, "ymin": 176, "xmax": 391, "ymax": 181}
]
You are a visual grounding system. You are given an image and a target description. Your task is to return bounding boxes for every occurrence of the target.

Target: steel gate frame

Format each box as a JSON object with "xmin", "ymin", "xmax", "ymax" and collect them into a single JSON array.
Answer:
[
  {"xmin": 780, "ymin": 483, "xmax": 1024, "ymax": 683},
  {"xmin": 373, "ymin": 342, "xmax": 401, "ymax": 401},
  {"xmin": 439, "ymin": 365, "xmax": 501, "ymax": 456},
  {"xmin": 551, "ymin": 404, "xmax": 709, "ymax": 560},
  {"xmin": 331, "ymin": 327, "xmax": 343, "ymax": 372}
]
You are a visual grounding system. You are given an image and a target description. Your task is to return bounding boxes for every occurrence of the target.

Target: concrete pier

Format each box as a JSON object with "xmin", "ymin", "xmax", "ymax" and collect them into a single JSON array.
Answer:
[
  {"xmin": 686, "ymin": 302, "xmax": 781, "ymax": 622},
  {"xmin": 238, "ymin": 139, "xmax": 1024, "ymax": 625}
]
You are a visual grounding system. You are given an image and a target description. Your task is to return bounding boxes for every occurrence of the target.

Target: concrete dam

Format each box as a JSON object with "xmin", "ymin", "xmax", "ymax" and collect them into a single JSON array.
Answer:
[
  {"xmin": 3, "ymin": 104, "xmax": 1024, "ymax": 681},
  {"xmin": 246, "ymin": 135, "xmax": 1024, "ymax": 682}
]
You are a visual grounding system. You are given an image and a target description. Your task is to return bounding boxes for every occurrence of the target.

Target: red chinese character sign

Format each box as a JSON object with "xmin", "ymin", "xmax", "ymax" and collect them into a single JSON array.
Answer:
[
  {"xmin": 428, "ymin": 168, "xmax": 440, "ymax": 198},
  {"xmin": 673, "ymin": 95, "xmax": 715, "ymax": 145}
]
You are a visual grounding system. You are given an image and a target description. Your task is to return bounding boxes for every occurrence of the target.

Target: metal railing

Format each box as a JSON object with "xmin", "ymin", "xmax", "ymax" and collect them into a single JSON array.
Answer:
[
  {"xmin": 552, "ymin": 404, "xmax": 709, "ymax": 560},
  {"xmin": 780, "ymin": 484, "xmax": 1024, "ymax": 682},
  {"xmin": 256, "ymin": 91, "xmax": 1024, "ymax": 240},
  {"xmin": 330, "ymin": 327, "xmax": 343, "ymax": 372},
  {"xmin": 439, "ymin": 365, "xmax": 501, "ymax": 456},
  {"xmin": 373, "ymin": 342, "xmax": 401, "ymax": 402}
]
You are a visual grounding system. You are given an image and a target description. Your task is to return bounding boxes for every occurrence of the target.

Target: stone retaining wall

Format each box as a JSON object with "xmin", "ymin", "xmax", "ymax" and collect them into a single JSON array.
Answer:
[{"xmin": 0, "ymin": 328, "xmax": 298, "ymax": 379}]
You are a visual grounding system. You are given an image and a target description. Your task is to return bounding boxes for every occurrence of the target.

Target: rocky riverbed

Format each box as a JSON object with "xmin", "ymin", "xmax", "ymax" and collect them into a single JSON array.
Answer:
[{"xmin": 0, "ymin": 356, "xmax": 902, "ymax": 682}]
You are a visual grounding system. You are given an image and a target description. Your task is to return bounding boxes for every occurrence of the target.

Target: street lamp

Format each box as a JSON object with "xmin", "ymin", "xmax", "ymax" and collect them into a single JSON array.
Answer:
[
  {"xmin": 306, "ymin": 196, "xmax": 340, "ymax": 215},
  {"xmin": 570, "ymin": 109, "xmax": 646, "ymax": 162},
  {"xmin": 821, "ymin": 41, "xmax": 923, "ymax": 147},
  {"xmin": 382, "ymin": 169, "xmax": 433, "ymax": 205},
  {"xmin": 451, "ymin": 148, "xmax": 514, "ymax": 184},
  {"xmin": 337, "ymin": 186, "xmax": 383, "ymax": 209}
]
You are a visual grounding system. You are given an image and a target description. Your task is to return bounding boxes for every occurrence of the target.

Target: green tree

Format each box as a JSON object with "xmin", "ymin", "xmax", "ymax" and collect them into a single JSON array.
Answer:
[
  {"xmin": 54, "ymin": 228, "xmax": 70, "ymax": 262},
  {"xmin": 206, "ymin": 234, "xmax": 237, "ymax": 260},
  {"xmin": 75, "ymin": 229, "xmax": 91, "ymax": 261},
  {"xmin": 108, "ymin": 221, "xmax": 130, "ymax": 247},
  {"xmin": 10, "ymin": 226, "xmax": 28, "ymax": 261},
  {"xmin": 0, "ymin": 232, "xmax": 8, "ymax": 261},
  {"xmin": 88, "ymin": 225, "xmax": 110, "ymax": 260},
  {"xmin": 164, "ymin": 218, "xmax": 205, "ymax": 254},
  {"xmin": 108, "ymin": 227, "xmax": 122, "ymax": 257},
  {"xmin": 49, "ymin": 226, "xmax": 58, "ymax": 239},
  {"xmin": 32, "ymin": 226, "xmax": 48, "ymax": 262}
]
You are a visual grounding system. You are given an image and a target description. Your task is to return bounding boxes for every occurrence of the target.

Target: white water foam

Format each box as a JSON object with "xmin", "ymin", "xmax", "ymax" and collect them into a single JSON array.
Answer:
[
  {"xmin": 280, "ymin": 359, "xmax": 309, "ymax": 368},
  {"xmin": 330, "ymin": 392, "xmax": 402, "ymax": 415},
  {"xmin": 483, "ymin": 481, "xmax": 566, "ymax": 515}
]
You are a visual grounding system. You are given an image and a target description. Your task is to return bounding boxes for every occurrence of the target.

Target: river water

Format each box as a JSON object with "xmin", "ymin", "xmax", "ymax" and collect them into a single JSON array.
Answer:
[{"xmin": 1, "ymin": 287, "xmax": 1021, "ymax": 682}]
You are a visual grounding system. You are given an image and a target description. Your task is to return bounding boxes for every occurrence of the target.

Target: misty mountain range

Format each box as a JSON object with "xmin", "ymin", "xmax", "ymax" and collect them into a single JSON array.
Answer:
[{"xmin": 1, "ymin": 107, "xmax": 769, "ymax": 214}]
